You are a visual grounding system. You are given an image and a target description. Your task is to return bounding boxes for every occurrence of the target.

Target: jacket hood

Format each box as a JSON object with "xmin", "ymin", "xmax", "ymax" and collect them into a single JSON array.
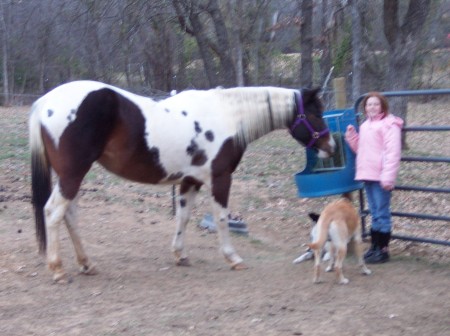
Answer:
[{"xmin": 385, "ymin": 114, "xmax": 404, "ymax": 128}]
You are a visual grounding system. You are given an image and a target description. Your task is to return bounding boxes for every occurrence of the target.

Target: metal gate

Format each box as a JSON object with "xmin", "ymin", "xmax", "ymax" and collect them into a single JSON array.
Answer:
[{"xmin": 354, "ymin": 89, "xmax": 450, "ymax": 246}]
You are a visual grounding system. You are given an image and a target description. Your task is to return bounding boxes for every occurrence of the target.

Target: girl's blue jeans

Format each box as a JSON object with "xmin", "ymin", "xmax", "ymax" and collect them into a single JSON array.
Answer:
[{"xmin": 364, "ymin": 181, "xmax": 392, "ymax": 233}]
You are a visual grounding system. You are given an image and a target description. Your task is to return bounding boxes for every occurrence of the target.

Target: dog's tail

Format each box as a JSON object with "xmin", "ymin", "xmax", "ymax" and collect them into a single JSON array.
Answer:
[{"xmin": 307, "ymin": 214, "xmax": 331, "ymax": 250}]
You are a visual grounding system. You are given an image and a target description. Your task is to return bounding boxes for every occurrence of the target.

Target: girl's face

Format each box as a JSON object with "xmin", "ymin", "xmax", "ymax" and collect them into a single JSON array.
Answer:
[{"xmin": 365, "ymin": 96, "xmax": 383, "ymax": 119}]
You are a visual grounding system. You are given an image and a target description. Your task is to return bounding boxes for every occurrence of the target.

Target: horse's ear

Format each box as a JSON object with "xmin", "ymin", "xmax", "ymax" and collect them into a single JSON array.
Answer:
[
  {"xmin": 312, "ymin": 86, "xmax": 322, "ymax": 96},
  {"xmin": 302, "ymin": 87, "xmax": 322, "ymax": 102}
]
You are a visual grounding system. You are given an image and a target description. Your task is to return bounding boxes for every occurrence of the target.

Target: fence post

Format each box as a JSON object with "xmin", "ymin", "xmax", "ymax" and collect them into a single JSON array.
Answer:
[{"xmin": 333, "ymin": 77, "xmax": 347, "ymax": 108}]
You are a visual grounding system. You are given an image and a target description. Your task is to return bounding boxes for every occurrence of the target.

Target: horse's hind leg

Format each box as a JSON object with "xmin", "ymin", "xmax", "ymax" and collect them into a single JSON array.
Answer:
[
  {"xmin": 45, "ymin": 183, "xmax": 71, "ymax": 282},
  {"xmin": 64, "ymin": 197, "xmax": 97, "ymax": 275}
]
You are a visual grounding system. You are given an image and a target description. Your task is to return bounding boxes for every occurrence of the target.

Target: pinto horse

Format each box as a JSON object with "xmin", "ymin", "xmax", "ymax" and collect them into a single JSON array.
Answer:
[{"xmin": 29, "ymin": 80, "xmax": 335, "ymax": 282}]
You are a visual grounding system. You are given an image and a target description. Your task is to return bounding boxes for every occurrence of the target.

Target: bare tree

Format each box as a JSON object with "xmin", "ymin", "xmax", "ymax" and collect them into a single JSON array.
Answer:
[
  {"xmin": 313, "ymin": 0, "xmax": 346, "ymax": 107},
  {"xmin": 173, "ymin": 0, "xmax": 281, "ymax": 88},
  {"xmin": 300, "ymin": 0, "xmax": 313, "ymax": 87},
  {"xmin": 141, "ymin": 12, "xmax": 178, "ymax": 91},
  {"xmin": 350, "ymin": 0, "xmax": 363, "ymax": 101},
  {"xmin": 1, "ymin": 0, "xmax": 446, "ymax": 106},
  {"xmin": 173, "ymin": 0, "xmax": 221, "ymax": 87},
  {"xmin": 203, "ymin": 0, "xmax": 236, "ymax": 86},
  {"xmin": 227, "ymin": 0, "xmax": 245, "ymax": 86},
  {"xmin": 383, "ymin": 0, "xmax": 431, "ymax": 123},
  {"xmin": 0, "ymin": 1, "xmax": 11, "ymax": 104},
  {"xmin": 233, "ymin": 0, "xmax": 272, "ymax": 86}
]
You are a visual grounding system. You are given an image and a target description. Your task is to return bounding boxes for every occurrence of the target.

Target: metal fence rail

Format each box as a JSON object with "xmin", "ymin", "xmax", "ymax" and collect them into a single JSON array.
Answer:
[{"xmin": 354, "ymin": 89, "xmax": 450, "ymax": 246}]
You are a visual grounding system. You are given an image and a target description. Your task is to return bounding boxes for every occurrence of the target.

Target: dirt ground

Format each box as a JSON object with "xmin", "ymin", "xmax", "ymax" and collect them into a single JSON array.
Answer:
[{"xmin": 0, "ymin": 103, "xmax": 449, "ymax": 336}]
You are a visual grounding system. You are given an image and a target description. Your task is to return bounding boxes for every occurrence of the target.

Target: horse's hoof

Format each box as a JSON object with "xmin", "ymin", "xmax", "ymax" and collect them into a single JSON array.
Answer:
[
  {"xmin": 362, "ymin": 268, "xmax": 372, "ymax": 275},
  {"xmin": 231, "ymin": 262, "xmax": 248, "ymax": 270},
  {"xmin": 80, "ymin": 264, "xmax": 98, "ymax": 275},
  {"xmin": 176, "ymin": 257, "xmax": 191, "ymax": 267},
  {"xmin": 339, "ymin": 278, "xmax": 350, "ymax": 285},
  {"xmin": 53, "ymin": 272, "xmax": 71, "ymax": 284}
]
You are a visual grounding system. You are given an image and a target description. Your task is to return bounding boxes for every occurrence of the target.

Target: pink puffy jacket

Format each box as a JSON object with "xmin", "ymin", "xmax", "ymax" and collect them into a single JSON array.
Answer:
[{"xmin": 345, "ymin": 113, "xmax": 404, "ymax": 187}]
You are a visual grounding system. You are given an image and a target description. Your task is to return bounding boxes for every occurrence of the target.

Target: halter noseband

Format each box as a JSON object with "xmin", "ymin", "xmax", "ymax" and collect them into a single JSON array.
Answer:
[{"xmin": 290, "ymin": 91, "xmax": 329, "ymax": 148}]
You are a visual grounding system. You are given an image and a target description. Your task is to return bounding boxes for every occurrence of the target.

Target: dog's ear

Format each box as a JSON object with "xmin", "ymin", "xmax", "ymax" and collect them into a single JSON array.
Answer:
[{"xmin": 308, "ymin": 212, "xmax": 320, "ymax": 222}]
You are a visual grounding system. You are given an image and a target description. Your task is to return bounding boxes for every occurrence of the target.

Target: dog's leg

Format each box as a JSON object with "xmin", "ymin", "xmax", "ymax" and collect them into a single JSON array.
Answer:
[
  {"xmin": 355, "ymin": 236, "xmax": 372, "ymax": 276},
  {"xmin": 322, "ymin": 241, "xmax": 331, "ymax": 261},
  {"xmin": 312, "ymin": 248, "xmax": 322, "ymax": 284},
  {"xmin": 335, "ymin": 245, "xmax": 349, "ymax": 284},
  {"xmin": 325, "ymin": 244, "xmax": 335, "ymax": 272}
]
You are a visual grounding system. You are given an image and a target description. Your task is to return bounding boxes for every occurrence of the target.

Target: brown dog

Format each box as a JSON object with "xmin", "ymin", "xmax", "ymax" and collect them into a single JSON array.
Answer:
[{"xmin": 308, "ymin": 198, "xmax": 371, "ymax": 284}]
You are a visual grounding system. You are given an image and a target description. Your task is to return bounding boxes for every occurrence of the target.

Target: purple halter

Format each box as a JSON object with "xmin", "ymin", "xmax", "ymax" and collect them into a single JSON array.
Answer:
[{"xmin": 290, "ymin": 91, "xmax": 329, "ymax": 148}]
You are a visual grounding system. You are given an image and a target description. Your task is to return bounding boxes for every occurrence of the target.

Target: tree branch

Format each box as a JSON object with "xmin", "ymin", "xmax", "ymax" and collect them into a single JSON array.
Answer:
[{"xmin": 383, "ymin": 0, "xmax": 398, "ymax": 47}]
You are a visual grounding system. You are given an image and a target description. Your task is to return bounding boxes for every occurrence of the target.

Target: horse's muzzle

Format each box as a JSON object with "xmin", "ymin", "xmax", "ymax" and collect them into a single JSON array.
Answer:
[{"xmin": 317, "ymin": 135, "xmax": 336, "ymax": 159}]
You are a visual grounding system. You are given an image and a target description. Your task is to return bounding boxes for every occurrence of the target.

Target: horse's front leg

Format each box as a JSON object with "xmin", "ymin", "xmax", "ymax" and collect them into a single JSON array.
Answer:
[
  {"xmin": 172, "ymin": 184, "xmax": 198, "ymax": 266},
  {"xmin": 44, "ymin": 184, "xmax": 71, "ymax": 283},
  {"xmin": 211, "ymin": 203, "xmax": 245, "ymax": 269},
  {"xmin": 211, "ymin": 174, "xmax": 246, "ymax": 270}
]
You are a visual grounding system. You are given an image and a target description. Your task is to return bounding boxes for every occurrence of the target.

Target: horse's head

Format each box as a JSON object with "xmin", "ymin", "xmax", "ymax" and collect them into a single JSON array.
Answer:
[{"xmin": 290, "ymin": 88, "xmax": 335, "ymax": 158}]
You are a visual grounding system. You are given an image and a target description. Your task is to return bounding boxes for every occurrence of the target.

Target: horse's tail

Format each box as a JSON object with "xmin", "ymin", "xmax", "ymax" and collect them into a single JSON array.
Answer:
[
  {"xmin": 29, "ymin": 100, "xmax": 51, "ymax": 254},
  {"xmin": 308, "ymin": 215, "xmax": 331, "ymax": 251}
]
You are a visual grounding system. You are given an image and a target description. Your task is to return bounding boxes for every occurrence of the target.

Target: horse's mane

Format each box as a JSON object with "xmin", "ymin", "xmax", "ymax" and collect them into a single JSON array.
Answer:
[{"xmin": 214, "ymin": 87, "xmax": 296, "ymax": 147}]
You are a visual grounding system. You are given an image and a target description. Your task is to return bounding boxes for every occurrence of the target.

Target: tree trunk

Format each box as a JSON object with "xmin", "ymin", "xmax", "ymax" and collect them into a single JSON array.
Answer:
[
  {"xmin": 300, "ymin": 0, "xmax": 313, "ymax": 87},
  {"xmin": 172, "ymin": 0, "xmax": 219, "ymax": 88},
  {"xmin": 350, "ymin": 0, "xmax": 363, "ymax": 101},
  {"xmin": 206, "ymin": 0, "xmax": 236, "ymax": 87},
  {"xmin": 383, "ymin": 0, "xmax": 431, "ymax": 125},
  {"xmin": 0, "ymin": 2, "xmax": 10, "ymax": 105},
  {"xmin": 2, "ymin": 39, "xmax": 8, "ymax": 105},
  {"xmin": 228, "ymin": 0, "xmax": 244, "ymax": 86},
  {"xmin": 253, "ymin": 18, "xmax": 264, "ymax": 85},
  {"xmin": 317, "ymin": 0, "xmax": 334, "ymax": 108},
  {"xmin": 190, "ymin": 14, "xmax": 220, "ymax": 87}
]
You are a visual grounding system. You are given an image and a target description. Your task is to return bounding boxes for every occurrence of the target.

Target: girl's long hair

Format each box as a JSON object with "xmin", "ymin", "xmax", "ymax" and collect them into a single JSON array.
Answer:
[{"xmin": 362, "ymin": 92, "xmax": 389, "ymax": 118}]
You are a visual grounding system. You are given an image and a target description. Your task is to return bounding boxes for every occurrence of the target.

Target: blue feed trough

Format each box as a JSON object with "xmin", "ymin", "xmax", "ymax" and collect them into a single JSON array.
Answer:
[{"xmin": 294, "ymin": 109, "xmax": 363, "ymax": 198}]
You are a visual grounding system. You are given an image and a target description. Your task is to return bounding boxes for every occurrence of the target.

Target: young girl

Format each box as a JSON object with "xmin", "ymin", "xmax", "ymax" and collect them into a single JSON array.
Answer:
[{"xmin": 345, "ymin": 92, "xmax": 403, "ymax": 263}]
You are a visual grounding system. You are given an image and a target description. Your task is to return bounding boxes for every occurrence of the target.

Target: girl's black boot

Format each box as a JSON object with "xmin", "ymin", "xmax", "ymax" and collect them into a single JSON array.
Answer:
[
  {"xmin": 364, "ymin": 229, "xmax": 379, "ymax": 259},
  {"xmin": 366, "ymin": 232, "xmax": 391, "ymax": 264}
]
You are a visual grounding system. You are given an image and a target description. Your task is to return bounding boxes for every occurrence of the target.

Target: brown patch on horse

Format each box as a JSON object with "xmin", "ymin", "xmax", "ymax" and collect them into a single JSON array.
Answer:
[
  {"xmin": 210, "ymin": 138, "xmax": 245, "ymax": 208},
  {"xmin": 186, "ymin": 140, "xmax": 208, "ymax": 166},
  {"xmin": 97, "ymin": 91, "xmax": 168, "ymax": 184},
  {"xmin": 194, "ymin": 121, "xmax": 202, "ymax": 133},
  {"xmin": 204, "ymin": 130, "xmax": 214, "ymax": 142},
  {"xmin": 42, "ymin": 88, "xmax": 120, "ymax": 199},
  {"xmin": 45, "ymin": 88, "xmax": 170, "ymax": 200},
  {"xmin": 191, "ymin": 150, "xmax": 208, "ymax": 166},
  {"xmin": 179, "ymin": 176, "xmax": 203, "ymax": 195}
]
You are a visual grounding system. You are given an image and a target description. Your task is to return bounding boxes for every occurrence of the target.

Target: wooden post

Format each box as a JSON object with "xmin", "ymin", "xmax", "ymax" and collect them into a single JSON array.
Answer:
[{"xmin": 333, "ymin": 77, "xmax": 347, "ymax": 109}]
